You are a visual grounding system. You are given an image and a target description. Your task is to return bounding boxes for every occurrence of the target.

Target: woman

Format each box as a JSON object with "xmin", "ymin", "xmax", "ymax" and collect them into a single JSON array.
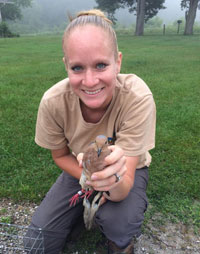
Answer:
[{"xmin": 27, "ymin": 9, "xmax": 156, "ymax": 254}]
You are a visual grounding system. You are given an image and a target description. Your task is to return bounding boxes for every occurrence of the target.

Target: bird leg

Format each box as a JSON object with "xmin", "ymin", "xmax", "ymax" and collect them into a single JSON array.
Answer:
[{"xmin": 83, "ymin": 191, "xmax": 103, "ymax": 230}]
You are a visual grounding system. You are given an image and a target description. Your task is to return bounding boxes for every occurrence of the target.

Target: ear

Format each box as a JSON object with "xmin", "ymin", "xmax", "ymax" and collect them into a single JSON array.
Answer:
[{"xmin": 116, "ymin": 52, "xmax": 122, "ymax": 74}]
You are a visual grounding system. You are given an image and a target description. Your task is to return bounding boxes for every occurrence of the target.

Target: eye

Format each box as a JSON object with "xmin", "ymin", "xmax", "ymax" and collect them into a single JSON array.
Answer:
[
  {"xmin": 71, "ymin": 65, "xmax": 83, "ymax": 72},
  {"xmin": 96, "ymin": 63, "xmax": 107, "ymax": 70}
]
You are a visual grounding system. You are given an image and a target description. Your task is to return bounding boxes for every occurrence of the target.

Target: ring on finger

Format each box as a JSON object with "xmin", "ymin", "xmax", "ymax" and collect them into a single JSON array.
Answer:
[{"xmin": 114, "ymin": 173, "xmax": 121, "ymax": 183}]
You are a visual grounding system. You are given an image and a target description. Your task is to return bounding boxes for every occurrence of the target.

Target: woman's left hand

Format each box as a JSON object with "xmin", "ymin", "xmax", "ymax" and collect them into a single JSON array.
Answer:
[{"xmin": 85, "ymin": 145, "xmax": 127, "ymax": 192}]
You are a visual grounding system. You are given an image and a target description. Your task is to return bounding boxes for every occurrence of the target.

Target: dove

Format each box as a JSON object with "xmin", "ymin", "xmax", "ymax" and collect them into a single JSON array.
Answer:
[{"xmin": 69, "ymin": 135, "xmax": 111, "ymax": 230}]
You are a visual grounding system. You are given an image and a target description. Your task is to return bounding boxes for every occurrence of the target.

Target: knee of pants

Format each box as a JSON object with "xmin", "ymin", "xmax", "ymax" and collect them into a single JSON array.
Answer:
[
  {"xmin": 98, "ymin": 206, "xmax": 144, "ymax": 234},
  {"xmin": 95, "ymin": 194, "xmax": 147, "ymax": 248}
]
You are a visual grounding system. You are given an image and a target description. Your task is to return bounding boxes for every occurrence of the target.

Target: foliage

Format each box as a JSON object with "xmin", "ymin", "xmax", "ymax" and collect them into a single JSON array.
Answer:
[
  {"xmin": 95, "ymin": 0, "xmax": 166, "ymax": 23},
  {"xmin": 0, "ymin": 21, "xmax": 19, "ymax": 37},
  {"xmin": 145, "ymin": 16, "xmax": 163, "ymax": 28},
  {"xmin": 0, "ymin": 0, "xmax": 32, "ymax": 21},
  {"xmin": 144, "ymin": 0, "xmax": 166, "ymax": 22},
  {"xmin": 181, "ymin": 0, "xmax": 200, "ymax": 10},
  {"xmin": 95, "ymin": 0, "xmax": 126, "ymax": 22},
  {"xmin": 6, "ymin": 0, "xmax": 71, "ymax": 35},
  {"xmin": 114, "ymin": 18, "xmax": 200, "ymax": 35}
]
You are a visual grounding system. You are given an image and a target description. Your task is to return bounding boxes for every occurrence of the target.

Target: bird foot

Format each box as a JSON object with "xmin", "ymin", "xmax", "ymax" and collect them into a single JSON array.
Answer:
[
  {"xmin": 81, "ymin": 189, "xmax": 93, "ymax": 199},
  {"xmin": 69, "ymin": 189, "xmax": 94, "ymax": 206},
  {"xmin": 69, "ymin": 189, "xmax": 85, "ymax": 206}
]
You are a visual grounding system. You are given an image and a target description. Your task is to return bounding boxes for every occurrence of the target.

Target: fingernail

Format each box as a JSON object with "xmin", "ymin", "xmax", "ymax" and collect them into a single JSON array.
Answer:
[{"xmin": 91, "ymin": 174, "xmax": 98, "ymax": 180}]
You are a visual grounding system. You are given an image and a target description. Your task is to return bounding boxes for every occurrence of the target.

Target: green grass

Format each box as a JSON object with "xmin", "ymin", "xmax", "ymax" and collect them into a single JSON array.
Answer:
[{"xmin": 0, "ymin": 34, "xmax": 200, "ymax": 231}]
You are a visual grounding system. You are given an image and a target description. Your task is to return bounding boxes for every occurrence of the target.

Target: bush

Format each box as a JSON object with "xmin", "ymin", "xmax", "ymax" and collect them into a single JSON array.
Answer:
[
  {"xmin": 0, "ymin": 22, "xmax": 19, "ymax": 38},
  {"xmin": 145, "ymin": 16, "xmax": 163, "ymax": 28}
]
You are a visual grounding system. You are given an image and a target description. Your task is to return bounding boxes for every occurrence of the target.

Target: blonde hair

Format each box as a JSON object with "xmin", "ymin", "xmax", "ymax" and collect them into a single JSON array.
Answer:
[{"xmin": 63, "ymin": 9, "xmax": 119, "ymax": 60}]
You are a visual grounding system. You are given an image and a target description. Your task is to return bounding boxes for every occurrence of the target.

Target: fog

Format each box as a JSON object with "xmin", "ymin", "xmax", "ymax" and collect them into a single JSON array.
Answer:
[
  {"xmin": 31, "ymin": 0, "xmax": 199, "ymax": 24},
  {"xmin": 107, "ymin": 0, "xmax": 200, "ymax": 24},
  {"xmin": 14, "ymin": 0, "xmax": 200, "ymax": 33},
  {"xmin": 158, "ymin": 0, "xmax": 200, "ymax": 24}
]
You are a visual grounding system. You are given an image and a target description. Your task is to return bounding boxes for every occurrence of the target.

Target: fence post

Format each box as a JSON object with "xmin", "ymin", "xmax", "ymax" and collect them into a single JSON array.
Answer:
[
  {"xmin": 163, "ymin": 24, "xmax": 165, "ymax": 35},
  {"xmin": 177, "ymin": 20, "xmax": 182, "ymax": 34}
]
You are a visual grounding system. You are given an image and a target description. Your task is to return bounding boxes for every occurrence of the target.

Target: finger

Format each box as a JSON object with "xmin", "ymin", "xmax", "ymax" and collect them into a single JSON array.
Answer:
[
  {"xmin": 91, "ymin": 181, "xmax": 119, "ymax": 192},
  {"xmin": 99, "ymin": 196, "xmax": 107, "ymax": 206},
  {"xmin": 77, "ymin": 153, "xmax": 84, "ymax": 167},
  {"xmin": 104, "ymin": 145, "xmax": 124, "ymax": 165},
  {"xmin": 108, "ymin": 165, "xmax": 126, "ymax": 186},
  {"xmin": 113, "ymin": 165, "xmax": 127, "ymax": 181},
  {"xmin": 86, "ymin": 178, "xmax": 113, "ymax": 190},
  {"xmin": 88, "ymin": 167, "xmax": 126, "ymax": 191},
  {"xmin": 91, "ymin": 155, "xmax": 126, "ymax": 180}
]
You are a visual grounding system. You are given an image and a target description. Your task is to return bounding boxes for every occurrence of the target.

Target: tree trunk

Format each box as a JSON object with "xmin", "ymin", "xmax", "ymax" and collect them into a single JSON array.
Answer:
[
  {"xmin": 135, "ymin": 0, "xmax": 145, "ymax": 36},
  {"xmin": 0, "ymin": 9, "xmax": 2, "ymax": 22},
  {"xmin": 184, "ymin": 0, "xmax": 198, "ymax": 35},
  {"xmin": 0, "ymin": 3, "xmax": 3, "ymax": 22}
]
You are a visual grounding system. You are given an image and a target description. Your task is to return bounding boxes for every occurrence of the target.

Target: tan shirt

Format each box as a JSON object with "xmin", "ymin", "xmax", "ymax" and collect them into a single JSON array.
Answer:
[{"xmin": 35, "ymin": 74, "xmax": 156, "ymax": 168}]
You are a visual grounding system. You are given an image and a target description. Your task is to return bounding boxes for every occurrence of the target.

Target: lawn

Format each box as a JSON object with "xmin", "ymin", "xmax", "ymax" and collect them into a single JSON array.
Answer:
[{"xmin": 0, "ymin": 34, "xmax": 200, "ymax": 232}]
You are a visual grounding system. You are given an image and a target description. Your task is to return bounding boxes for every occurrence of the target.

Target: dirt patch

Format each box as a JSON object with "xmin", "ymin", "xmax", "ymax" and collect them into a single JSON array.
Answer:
[
  {"xmin": 0, "ymin": 199, "xmax": 199, "ymax": 254},
  {"xmin": 137, "ymin": 221, "xmax": 200, "ymax": 254}
]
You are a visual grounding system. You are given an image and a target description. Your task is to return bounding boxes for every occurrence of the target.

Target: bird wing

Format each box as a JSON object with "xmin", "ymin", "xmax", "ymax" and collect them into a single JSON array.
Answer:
[{"xmin": 82, "ymin": 135, "xmax": 111, "ymax": 182}]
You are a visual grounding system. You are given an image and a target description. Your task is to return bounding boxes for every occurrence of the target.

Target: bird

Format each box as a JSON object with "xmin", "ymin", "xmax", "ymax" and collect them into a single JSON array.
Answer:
[{"xmin": 69, "ymin": 135, "xmax": 111, "ymax": 230}]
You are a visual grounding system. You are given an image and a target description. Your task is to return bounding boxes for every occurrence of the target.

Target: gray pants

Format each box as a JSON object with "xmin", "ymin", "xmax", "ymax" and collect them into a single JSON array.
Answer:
[{"xmin": 25, "ymin": 167, "xmax": 148, "ymax": 253}]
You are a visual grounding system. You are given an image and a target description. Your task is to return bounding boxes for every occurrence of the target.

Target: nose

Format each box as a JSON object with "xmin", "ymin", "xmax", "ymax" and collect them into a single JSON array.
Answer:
[{"xmin": 82, "ymin": 69, "xmax": 99, "ymax": 87}]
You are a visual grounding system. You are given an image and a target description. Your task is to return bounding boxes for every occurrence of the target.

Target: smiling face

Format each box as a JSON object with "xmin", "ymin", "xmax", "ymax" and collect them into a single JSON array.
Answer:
[{"xmin": 63, "ymin": 25, "xmax": 122, "ymax": 115}]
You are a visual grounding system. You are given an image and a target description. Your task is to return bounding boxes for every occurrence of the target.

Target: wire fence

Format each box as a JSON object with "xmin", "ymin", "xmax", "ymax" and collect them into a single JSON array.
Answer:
[{"xmin": 0, "ymin": 222, "xmax": 44, "ymax": 253}]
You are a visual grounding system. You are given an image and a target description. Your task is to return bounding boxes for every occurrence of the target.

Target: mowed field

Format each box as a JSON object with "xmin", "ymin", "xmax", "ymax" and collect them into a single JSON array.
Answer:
[{"xmin": 0, "ymin": 34, "xmax": 200, "ymax": 229}]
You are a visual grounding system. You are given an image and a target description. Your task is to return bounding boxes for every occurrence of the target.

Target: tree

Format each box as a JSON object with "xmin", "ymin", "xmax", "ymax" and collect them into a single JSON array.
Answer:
[
  {"xmin": 94, "ymin": 0, "xmax": 124, "ymax": 23},
  {"xmin": 95, "ymin": 0, "xmax": 165, "ymax": 35},
  {"xmin": 0, "ymin": 0, "xmax": 32, "ymax": 22},
  {"xmin": 181, "ymin": 0, "xmax": 200, "ymax": 35},
  {"xmin": 135, "ymin": 0, "xmax": 145, "ymax": 35}
]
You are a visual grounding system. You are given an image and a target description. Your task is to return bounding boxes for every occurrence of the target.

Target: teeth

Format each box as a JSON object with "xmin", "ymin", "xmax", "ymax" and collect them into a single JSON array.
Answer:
[{"xmin": 84, "ymin": 88, "xmax": 102, "ymax": 95}]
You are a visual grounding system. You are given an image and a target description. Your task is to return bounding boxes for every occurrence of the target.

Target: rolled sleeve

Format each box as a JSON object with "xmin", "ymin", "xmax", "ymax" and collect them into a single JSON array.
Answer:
[{"xmin": 35, "ymin": 98, "xmax": 67, "ymax": 150}]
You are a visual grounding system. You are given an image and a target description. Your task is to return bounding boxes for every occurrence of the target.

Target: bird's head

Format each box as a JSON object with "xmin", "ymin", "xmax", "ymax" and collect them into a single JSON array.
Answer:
[{"xmin": 95, "ymin": 135, "xmax": 108, "ymax": 156}]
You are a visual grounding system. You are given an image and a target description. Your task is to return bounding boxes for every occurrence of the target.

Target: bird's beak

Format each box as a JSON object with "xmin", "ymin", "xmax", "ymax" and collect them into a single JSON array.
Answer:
[{"xmin": 97, "ymin": 148, "xmax": 102, "ymax": 157}]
